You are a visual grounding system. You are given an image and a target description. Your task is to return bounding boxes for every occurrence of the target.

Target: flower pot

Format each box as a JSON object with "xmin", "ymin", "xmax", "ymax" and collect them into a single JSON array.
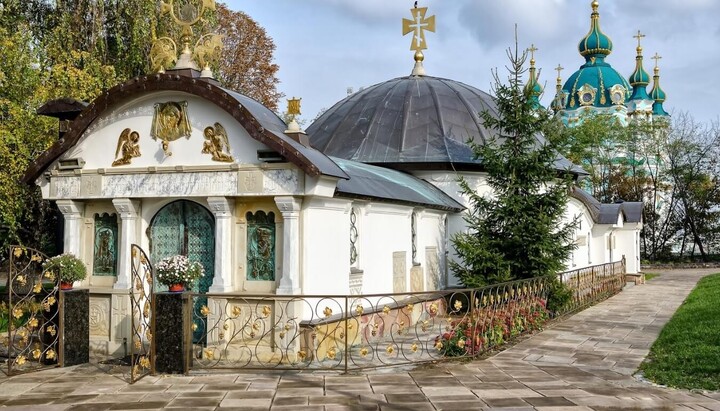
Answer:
[
  {"xmin": 60, "ymin": 281, "xmax": 73, "ymax": 291},
  {"xmin": 169, "ymin": 284, "xmax": 184, "ymax": 292}
]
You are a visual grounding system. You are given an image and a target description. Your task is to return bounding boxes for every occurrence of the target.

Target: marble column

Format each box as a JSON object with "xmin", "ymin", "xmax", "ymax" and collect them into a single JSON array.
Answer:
[
  {"xmin": 56, "ymin": 200, "xmax": 84, "ymax": 257},
  {"xmin": 112, "ymin": 199, "xmax": 140, "ymax": 290},
  {"xmin": 208, "ymin": 197, "xmax": 234, "ymax": 293},
  {"xmin": 274, "ymin": 196, "xmax": 302, "ymax": 295}
]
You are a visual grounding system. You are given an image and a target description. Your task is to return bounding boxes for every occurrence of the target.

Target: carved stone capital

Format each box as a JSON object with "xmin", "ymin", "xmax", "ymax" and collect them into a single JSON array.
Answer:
[
  {"xmin": 112, "ymin": 198, "xmax": 140, "ymax": 219},
  {"xmin": 274, "ymin": 196, "xmax": 302, "ymax": 216},
  {"xmin": 207, "ymin": 197, "xmax": 235, "ymax": 217},
  {"xmin": 56, "ymin": 200, "xmax": 84, "ymax": 218}
]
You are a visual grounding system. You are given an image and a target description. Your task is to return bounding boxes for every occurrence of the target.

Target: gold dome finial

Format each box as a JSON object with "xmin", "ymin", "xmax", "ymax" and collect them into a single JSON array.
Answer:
[
  {"xmin": 592, "ymin": 0, "xmax": 599, "ymax": 12},
  {"xmin": 403, "ymin": 3, "xmax": 435, "ymax": 76}
]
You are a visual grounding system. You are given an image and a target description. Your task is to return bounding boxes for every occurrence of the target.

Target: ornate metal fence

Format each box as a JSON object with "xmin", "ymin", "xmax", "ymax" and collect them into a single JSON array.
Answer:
[
  {"xmin": 2, "ymin": 246, "xmax": 61, "ymax": 376},
  {"xmin": 558, "ymin": 258, "xmax": 626, "ymax": 313},
  {"xmin": 129, "ymin": 244, "xmax": 155, "ymax": 383},
  {"xmin": 184, "ymin": 276, "xmax": 554, "ymax": 372}
]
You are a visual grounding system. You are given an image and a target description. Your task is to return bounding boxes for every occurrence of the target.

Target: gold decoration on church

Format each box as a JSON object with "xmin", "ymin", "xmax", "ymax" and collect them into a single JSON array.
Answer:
[
  {"xmin": 201, "ymin": 122, "xmax": 234, "ymax": 162},
  {"xmin": 151, "ymin": 101, "xmax": 192, "ymax": 156},
  {"xmin": 151, "ymin": 0, "xmax": 223, "ymax": 75},
  {"xmin": 112, "ymin": 128, "xmax": 141, "ymax": 167},
  {"xmin": 150, "ymin": 37, "xmax": 178, "ymax": 74},
  {"xmin": 577, "ymin": 84, "xmax": 597, "ymax": 107},
  {"xmin": 402, "ymin": 5, "xmax": 435, "ymax": 51}
]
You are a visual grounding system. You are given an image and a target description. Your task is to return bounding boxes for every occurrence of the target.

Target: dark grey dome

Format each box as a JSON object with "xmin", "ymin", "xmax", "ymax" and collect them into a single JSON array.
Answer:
[{"xmin": 307, "ymin": 75, "xmax": 499, "ymax": 167}]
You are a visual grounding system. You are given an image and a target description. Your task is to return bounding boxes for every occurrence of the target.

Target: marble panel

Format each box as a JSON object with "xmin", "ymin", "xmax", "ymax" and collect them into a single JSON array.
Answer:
[
  {"xmin": 104, "ymin": 172, "xmax": 237, "ymax": 197},
  {"xmin": 89, "ymin": 296, "xmax": 111, "ymax": 339},
  {"xmin": 425, "ymin": 247, "xmax": 440, "ymax": 291},
  {"xmin": 410, "ymin": 265, "xmax": 424, "ymax": 292},
  {"xmin": 238, "ymin": 170, "xmax": 264, "ymax": 193},
  {"xmin": 50, "ymin": 177, "xmax": 81, "ymax": 198},
  {"xmin": 393, "ymin": 252, "xmax": 406, "ymax": 293},
  {"xmin": 264, "ymin": 169, "xmax": 302, "ymax": 194}
]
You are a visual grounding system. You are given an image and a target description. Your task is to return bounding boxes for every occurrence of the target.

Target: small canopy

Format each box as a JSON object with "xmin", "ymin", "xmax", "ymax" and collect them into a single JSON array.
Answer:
[{"xmin": 571, "ymin": 186, "xmax": 643, "ymax": 224}]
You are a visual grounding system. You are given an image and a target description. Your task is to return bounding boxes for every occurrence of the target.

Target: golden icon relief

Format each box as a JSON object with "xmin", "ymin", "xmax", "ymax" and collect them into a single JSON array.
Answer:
[
  {"xmin": 151, "ymin": 101, "xmax": 192, "ymax": 156},
  {"xmin": 202, "ymin": 122, "xmax": 234, "ymax": 162},
  {"xmin": 112, "ymin": 128, "xmax": 141, "ymax": 167}
]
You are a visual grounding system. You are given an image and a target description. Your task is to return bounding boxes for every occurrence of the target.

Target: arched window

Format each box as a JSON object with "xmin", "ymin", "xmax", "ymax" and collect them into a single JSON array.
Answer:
[{"xmin": 93, "ymin": 213, "xmax": 118, "ymax": 276}]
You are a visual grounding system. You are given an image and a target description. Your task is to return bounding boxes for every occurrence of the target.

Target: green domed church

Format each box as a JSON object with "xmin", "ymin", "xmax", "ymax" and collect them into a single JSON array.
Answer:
[{"xmin": 551, "ymin": 1, "xmax": 669, "ymax": 126}]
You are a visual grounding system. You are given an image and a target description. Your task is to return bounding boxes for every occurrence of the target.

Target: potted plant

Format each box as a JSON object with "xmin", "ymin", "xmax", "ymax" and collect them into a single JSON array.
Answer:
[
  {"xmin": 43, "ymin": 254, "xmax": 87, "ymax": 290},
  {"xmin": 156, "ymin": 255, "xmax": 204, "ymax": 292}
]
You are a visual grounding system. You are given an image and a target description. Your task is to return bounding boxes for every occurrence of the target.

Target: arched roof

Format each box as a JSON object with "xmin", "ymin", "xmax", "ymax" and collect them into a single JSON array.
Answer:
[{"xmin": 23, "ymin": 74, "xmax": 348, "ymax": 183}]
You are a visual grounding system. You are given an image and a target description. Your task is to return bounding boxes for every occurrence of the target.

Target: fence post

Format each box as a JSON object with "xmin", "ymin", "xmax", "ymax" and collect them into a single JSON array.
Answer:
[
  {"xmin": 344, "ymin": 296, "xmax": 349, "ymax": 374},
  {"xmin": 154, "ymin": 291, "xmax": 185, "ymax": 374},
  {"xmin": 59, "ymin": 289, "xmax": 89, "ymax": 367}
]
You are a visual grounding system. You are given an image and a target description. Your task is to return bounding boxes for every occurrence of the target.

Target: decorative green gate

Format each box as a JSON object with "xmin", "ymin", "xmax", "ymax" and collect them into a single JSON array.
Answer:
[{"xmin": 149, "ymin": 200, "xmax": 215, "ymax": 342}]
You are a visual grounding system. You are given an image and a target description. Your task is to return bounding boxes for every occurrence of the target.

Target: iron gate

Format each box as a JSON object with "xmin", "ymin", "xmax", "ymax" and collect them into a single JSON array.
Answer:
[
  {"xmin": 129, "ymin": 244, "xmax": 155, "ymax": 383},
  {"xmin": 2, "ymin": 246, "xmax": 61, "ymax": 376}
]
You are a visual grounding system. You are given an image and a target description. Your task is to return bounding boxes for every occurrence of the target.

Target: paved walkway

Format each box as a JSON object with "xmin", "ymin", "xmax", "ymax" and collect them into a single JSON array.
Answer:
[{"xmin": 1, "ymin": 269, "xmax": 719, "ymax": 410}]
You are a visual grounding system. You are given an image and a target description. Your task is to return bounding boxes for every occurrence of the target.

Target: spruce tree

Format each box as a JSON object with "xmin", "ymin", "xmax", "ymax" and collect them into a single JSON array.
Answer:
[{"xmin": 451, "ymin": 43, "xmax": 577, "ymax": 287}]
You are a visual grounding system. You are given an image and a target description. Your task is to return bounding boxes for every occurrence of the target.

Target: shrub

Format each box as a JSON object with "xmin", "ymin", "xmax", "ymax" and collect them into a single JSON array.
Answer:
[
  {"xmin": 43, "ymin": 254, "xmax": 87, "ymax": 283},
  {"xmin": 437, "ymin": 297, "xmax": 549, "ymax": 357},
  {"xmin": 156, "ymin": 255, "xmax": 204, "ymax": 288},
  {"xmin": 545, "ymin": 277, "xmax": 573, "ymax": 315}
]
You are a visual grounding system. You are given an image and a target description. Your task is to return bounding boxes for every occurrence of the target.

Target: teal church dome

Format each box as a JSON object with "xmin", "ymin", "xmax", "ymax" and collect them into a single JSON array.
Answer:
[
  {"xmin": 578, "ymin": 1, "xmax": 613, "ymax": 59},
  {"xmin": 650, "ymin": 64, "xmax": 669, "ymax": 116},
  {"xmin": 562, "ymin": 1, "xmax": 630, "ymax": 111}
]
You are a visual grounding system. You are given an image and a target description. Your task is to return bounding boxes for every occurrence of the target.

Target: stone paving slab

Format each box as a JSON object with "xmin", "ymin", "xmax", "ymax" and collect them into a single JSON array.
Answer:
[{"xmin": 1, "ymin": 269, "xmax": 719, "ymax": 410}]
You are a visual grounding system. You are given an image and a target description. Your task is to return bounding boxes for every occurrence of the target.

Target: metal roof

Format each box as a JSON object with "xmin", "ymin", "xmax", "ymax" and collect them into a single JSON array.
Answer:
[
  {"xmin": 332, "ymin": 157, "xmax": 464, "ymax": 212},
  {"xmin": 570, "ymin": 186, "xmax": 643, "ymax": 224},
  {"xmin": 307, "ymin": 75, "xmax": 586, "ymax": 176}
]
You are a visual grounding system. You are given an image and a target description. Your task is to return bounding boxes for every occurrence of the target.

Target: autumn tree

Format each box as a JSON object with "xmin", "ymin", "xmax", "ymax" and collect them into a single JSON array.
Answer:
[{"xmin": 216, "ymin": 3, "xmax": 282, "ymax": 111}]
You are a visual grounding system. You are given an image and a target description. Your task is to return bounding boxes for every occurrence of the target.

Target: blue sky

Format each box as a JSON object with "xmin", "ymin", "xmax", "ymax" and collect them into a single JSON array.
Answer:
[{"xmin": 226, "ymin": 0, "xmax": 720, "ymax": 124}]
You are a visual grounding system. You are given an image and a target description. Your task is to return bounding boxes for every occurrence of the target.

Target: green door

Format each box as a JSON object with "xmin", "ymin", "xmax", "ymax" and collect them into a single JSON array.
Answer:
[{"xmin": 149, "ymin": 200, "xmax": 215, "ymax": 342}]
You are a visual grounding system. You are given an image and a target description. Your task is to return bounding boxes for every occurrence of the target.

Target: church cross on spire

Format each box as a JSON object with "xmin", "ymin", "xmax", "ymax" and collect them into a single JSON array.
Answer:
[
  {"xmin": 555, "ymin": 64, "xmax": 564, "ymax": 85},
  {"xmin": 528, "ymin": 44, "xmax": 538, "ymax": 65},
  {"xmin": 633, "ymin": 30, "xmax": 646, "ymax": 50},
  {"xmin": 402, "ymin": 4, "xmax": 436, "ymax": 52},
  {"xmin": 403, "ymin": 2, "xmax": 436, "ymax": 76},
  {"xmin": 652, "ymin": 52, "xmax": 662, "ymax": 69}
]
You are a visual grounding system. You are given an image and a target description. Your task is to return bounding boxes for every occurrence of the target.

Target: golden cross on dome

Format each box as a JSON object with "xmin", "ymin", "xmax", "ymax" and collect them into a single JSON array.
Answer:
[
  {"xmin": 555, "ymin": 64, "xmax": 564, "ymax": 80},
  {"xmin": 528, "ymin": 44, "xmax": 538, "ymax": 60},
  {"xmin": 633, "ymin": 30, "xmax": 646, "ymax": 48},
  {"xmin": 402, "ymin": 5, "xmax": 436, "ymax": 51},
  {"xmin": 652, "ymin": 52, "xmax": 662, "ymax": 69}
]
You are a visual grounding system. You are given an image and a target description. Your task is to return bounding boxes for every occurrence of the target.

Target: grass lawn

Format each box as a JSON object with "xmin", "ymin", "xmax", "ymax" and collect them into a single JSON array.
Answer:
[
  {"xmin": 640, "ymin": 273, "xmax": 720, "ymax": 390},
  {"xmin": 644, "ymin": 273, "xmax": 660, "ymax": 281}
]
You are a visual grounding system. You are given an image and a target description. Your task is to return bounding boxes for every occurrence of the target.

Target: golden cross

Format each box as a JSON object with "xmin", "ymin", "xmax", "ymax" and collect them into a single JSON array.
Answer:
[
  {"xmin": 651, "ymin": 53, "xmax": 662, "ymax": 69},
  {"xmin": 287, "ymin": 97, "xmax": 302, "ymax": 116},
  {"xmin": 402, "ymin": 6, "xmax": 436, "ymax": 51},
  {"xmin": 555, "ymin": 64, "xmax": 564, "ymax": 79},
  {"xmin": 633, "ymin": 30, "xmax": 646, "ymax": 48},
  {"xmin": 527, "ymin": 44, "xmax": 538, "ymax": 61}
]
